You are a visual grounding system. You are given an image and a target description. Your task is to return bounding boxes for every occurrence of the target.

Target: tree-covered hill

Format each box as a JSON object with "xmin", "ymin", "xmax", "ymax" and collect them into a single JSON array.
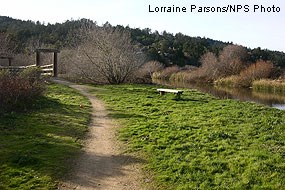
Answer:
[{"xmin": 0, "ymin": 16, "xmax": 284, "ymax": 67}]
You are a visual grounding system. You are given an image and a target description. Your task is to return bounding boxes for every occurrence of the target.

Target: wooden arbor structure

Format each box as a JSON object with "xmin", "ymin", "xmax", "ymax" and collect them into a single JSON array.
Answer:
[{"xmin": 35, "ymin": 49, "xmax": 60, "ymax": 77}]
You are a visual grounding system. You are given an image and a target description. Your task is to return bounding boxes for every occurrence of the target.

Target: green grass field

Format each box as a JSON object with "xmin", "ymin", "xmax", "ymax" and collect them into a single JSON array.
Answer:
[
  {"xmin": 91, "ymin": 84, "xmax": 285, "ymax": 190},
  {"xmin": 0, "ymin": 83, "xmax": 91, "ymax": 189}
]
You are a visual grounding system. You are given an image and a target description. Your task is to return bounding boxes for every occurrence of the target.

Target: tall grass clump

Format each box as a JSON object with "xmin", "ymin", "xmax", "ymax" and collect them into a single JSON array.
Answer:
[
  {"xmin": 169, "ymin": 71, "xmax": 188, "ymax": 82},
  {"xmin": 184, "ymin": 67, "xmax": 222, "ymax": 83},
  {"xmin": 253, "ymin": 79, "xmax": 285, "ymax": 93},
  {"xmin": 0, "ymin": 67, "xmax": 45, "ymax": 114},
  {"xmin": 214, "ymin": 75, "xmax": 241, "ymax": 87}
]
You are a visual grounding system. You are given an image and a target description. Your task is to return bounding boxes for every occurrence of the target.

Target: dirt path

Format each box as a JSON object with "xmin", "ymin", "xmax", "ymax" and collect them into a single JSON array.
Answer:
[{"xmin": 53, "ymin": 79, "xmax": 143, "ymax": 190}]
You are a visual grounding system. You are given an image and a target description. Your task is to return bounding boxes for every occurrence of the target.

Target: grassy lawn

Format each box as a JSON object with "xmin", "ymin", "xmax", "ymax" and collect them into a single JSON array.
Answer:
[
  {"xmin": 91, "ymin": 84, "xmax": 285, "ymax": 190},
  {"xmin": 0, "ymin": 83, "xmax": 91, "ymax": 189}
]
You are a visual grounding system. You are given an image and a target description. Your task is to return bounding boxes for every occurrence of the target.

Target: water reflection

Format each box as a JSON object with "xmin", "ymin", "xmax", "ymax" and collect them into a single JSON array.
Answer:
[{"xmin": 153, "ymin": 79, "xmax": 285, "ymax": 110}]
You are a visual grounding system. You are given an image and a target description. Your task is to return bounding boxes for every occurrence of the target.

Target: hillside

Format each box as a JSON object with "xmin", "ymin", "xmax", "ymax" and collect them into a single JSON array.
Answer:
[{"xmin": 0, "ymin": 16, "xmax": 285, "ymax": 67}]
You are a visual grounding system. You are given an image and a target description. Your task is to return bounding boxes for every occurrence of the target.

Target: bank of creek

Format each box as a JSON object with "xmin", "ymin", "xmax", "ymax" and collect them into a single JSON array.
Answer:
[{"xmin": 154, "ymin": 80, "xmax": 285, "ymax": 110}]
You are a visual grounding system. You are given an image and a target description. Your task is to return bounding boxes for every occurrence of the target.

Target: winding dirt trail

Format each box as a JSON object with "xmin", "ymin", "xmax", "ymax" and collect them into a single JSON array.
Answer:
[{"xmin": 53, "ymin": 79, "xmax": 143, "ymax": 190}]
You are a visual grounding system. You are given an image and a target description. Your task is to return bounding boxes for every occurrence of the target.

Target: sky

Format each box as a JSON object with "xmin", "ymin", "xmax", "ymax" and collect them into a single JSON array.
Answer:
[{"xmin": 0, "ymin": 0, "xmax": 285, "ymax": 52}]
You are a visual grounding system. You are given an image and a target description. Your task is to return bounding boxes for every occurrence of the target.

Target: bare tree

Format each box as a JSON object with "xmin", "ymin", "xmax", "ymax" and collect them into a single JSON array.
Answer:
[
  {"xmin": 200, "ymin": 52, "xmax": 219, "ymax": 80},
  {"xmin": 198, "ymin": 45, "xmax": 248, "ymax": 81},
  {"xmin": 218, "ymin": 45, "xmax": 248, "ymax": 76},
  {"xmin": 67, "ymin": 24, "xmax": 146, "ymax": 84}
]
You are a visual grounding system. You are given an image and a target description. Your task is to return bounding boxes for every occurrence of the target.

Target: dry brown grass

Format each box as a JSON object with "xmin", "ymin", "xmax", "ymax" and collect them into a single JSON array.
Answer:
[
  {"xmin": 152, "ymin": 65, "xmax": 180, "ymax": 80},
  {"xmin": 214, "ymin": 75, "xmax": 241, "ymax": 87},
  {"xmin": 253, "ymin": 79, "xmax": 285, "ymax": 93}
]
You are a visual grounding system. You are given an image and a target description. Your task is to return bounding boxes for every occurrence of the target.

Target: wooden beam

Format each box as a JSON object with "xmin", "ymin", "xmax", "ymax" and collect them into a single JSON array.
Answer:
[{"xmin": 35, "ymin": 49, "xmax": 60, "ymax": 53}]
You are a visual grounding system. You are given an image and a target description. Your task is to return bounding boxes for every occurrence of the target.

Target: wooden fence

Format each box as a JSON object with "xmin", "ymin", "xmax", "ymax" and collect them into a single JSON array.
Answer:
[
  {"xmin": 0, "ymin": 49, "xmax": 59, "ymax": 77},
  {"xmin": 39, "ymin": 64, "xmax": 54, "ymax": 76},
  {"xmin": 0, "ymin": 64, "xmax": 55, "ymax": 76}
]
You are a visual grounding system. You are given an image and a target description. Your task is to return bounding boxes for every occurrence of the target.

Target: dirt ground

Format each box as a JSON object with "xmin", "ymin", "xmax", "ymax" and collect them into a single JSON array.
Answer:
[{"xmin": 53, "ymin": 79, "xmax": 144, "ymax": 190}]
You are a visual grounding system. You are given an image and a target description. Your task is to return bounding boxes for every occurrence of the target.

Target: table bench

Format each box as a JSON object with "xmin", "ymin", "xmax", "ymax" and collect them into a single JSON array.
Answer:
[{"xmin": 157, "ymin": 88, "xmax": 184, "ymax": 99}]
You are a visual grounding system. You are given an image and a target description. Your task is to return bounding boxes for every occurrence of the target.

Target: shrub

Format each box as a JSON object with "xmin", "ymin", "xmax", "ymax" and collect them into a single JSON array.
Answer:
[
  {"xmin": 199, "ymin": 52, "xmax": 219, "ymax": 80},
  {"xmin": 238, "ymin": 60, "xmax": 274, "ymax": 87},
  {"xmin": 152, "ymin": 65, "xmax": 180, "ymax": 80},
  {"xmin": 0, "ymin": 69, "xmax": 10, "ymax": 79},
  {"xmin": 199, "ymin": 45, "xmax": 248, "ymax": 81},
  {"xmin": 215, "ymin": 60, "xmax": 274, "ymax": 88},
  {"xmin": 19, "ymin": 67, "xmax": 42, "ymax": 83},
  {"xmin": 134, "ymin": 61, "xmax": 164, "ymax": 83},
  {"xmin": 0, "ymin": 68, "xmax": 45, "ymax": 114}
]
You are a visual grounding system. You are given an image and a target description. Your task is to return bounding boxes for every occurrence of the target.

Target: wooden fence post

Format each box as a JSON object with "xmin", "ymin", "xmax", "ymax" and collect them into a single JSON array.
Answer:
[
  {"xmin": 53, "ymin": 52, "xmax": 58, "ymax": 77},
  {"xmin": 8, "ymin": 58, "xmax": 12, "ymax": 66},
  {"xmin": 36, "ymin": 51, "xmax": 40, "ymax": 66}
]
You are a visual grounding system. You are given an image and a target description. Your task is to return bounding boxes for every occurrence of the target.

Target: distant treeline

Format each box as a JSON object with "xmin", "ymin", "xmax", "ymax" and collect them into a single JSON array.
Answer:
[{"xmin": 1, "ymin": 16, "xmax": 285, "ymax": 68}]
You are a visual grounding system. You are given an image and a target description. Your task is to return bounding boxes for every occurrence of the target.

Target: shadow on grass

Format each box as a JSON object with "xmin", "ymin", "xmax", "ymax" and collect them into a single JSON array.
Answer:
[
  {"xmin": 0, "ymin": 94, "xmax": 90, "ymax": 189},
  {"xmin": 61, "ymin": 152, "xmax": 145, "ymax": 189},
  {"xmin": 0, "ymin": 95, "xmax": 89, "ymax": 136},
  {"xmin": 0, "ymin": 96, "xmax": 64, "ymax": 118},
  {"xmin": 173, "ymin": 98, "xmax": 209, "ymax": 103},
  {"xmin": 0, "ymin": 133, "xmax": 83, "ymax": 189}
]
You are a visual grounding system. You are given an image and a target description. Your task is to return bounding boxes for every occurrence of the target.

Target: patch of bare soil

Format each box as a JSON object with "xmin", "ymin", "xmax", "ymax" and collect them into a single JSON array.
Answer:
[{"xmin": 53, "ymin": 79, "xmax": 144, "ymax": 190}]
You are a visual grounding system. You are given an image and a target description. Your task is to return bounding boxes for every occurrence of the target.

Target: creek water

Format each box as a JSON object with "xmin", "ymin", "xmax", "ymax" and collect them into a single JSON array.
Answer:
[{"xmin": 153, "ymin": 80, "xmax": 285, "ymax": 110}]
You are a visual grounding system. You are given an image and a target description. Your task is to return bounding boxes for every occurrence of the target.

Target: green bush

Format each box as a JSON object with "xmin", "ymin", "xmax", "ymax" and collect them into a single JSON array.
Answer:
[
  {"xmin": 0, "ymin": 69, "xmax": 11, "ymax": 79},
  {"xmin": 19, "ymin": 66, "xmax": 42, "ymax": 83}
]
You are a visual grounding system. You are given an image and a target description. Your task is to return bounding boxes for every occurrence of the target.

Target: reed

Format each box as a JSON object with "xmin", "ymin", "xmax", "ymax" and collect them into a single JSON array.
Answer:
[
  {"xmin": 169, "ymin": 71, "xmax": 187, "ymax": 82},
  {"xmin": 214, "ymin": 75, "xmax": 241, "ymax": 87},
  {"xmin": 152, "ymin": 66, "xmax": 180, "ymax": 80},
  {"xmin": 253, "ymin": 79, "xmax": 285, "ymax": 93}
]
